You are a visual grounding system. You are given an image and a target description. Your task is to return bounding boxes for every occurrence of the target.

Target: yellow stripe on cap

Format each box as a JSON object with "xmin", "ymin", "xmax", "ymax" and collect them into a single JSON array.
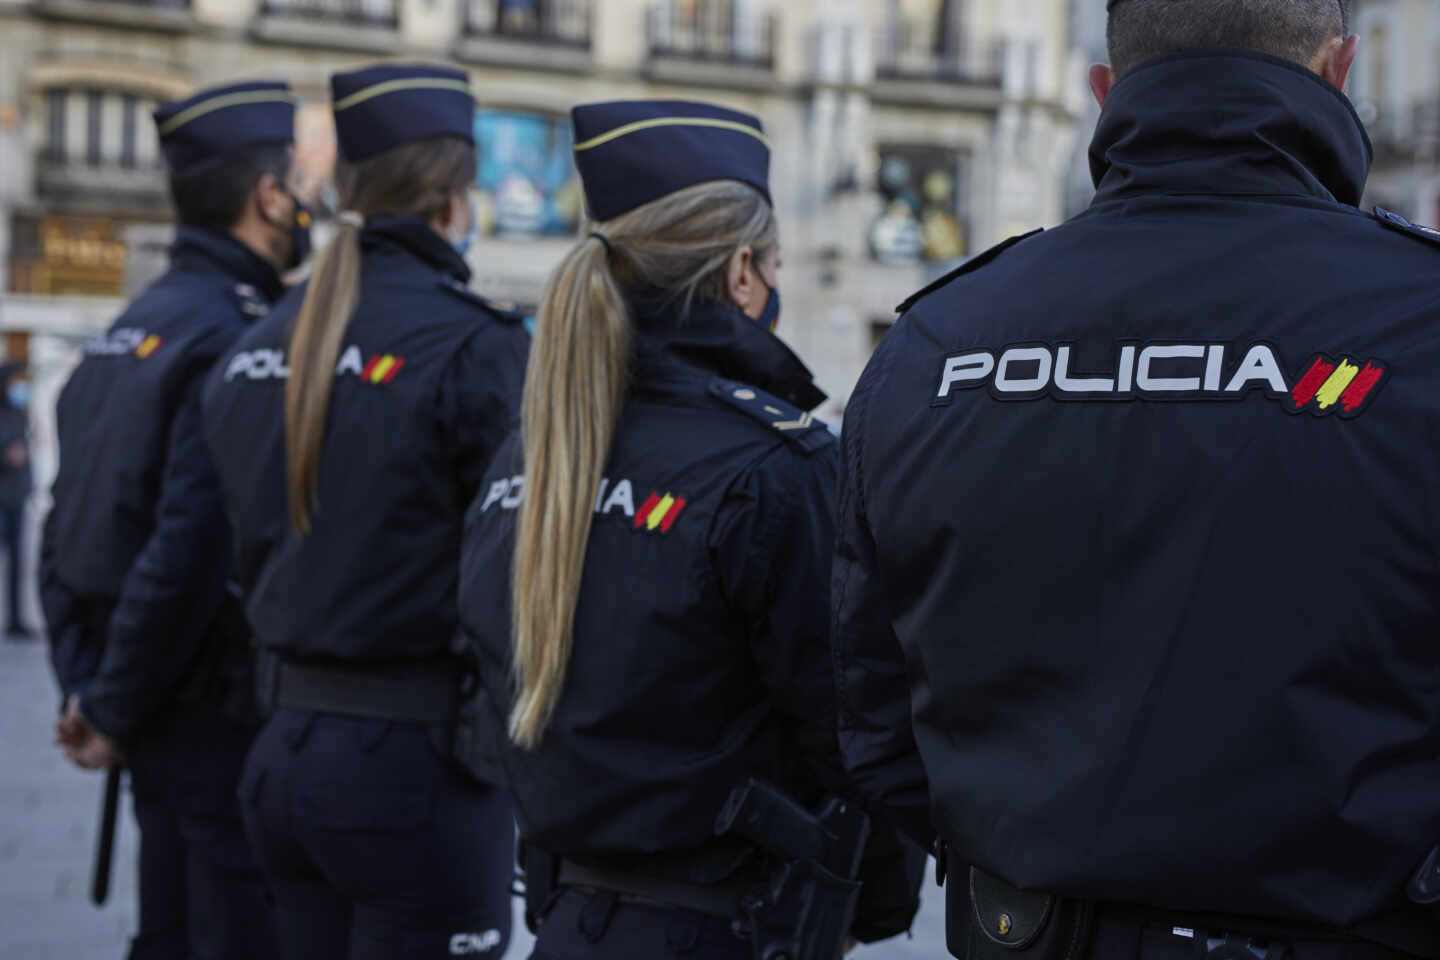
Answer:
[
  {"xmin": 573, "ymin": 117, "xmax": 769, "ymax": 153},
  {"xmin": 157, "ymin": 90, "xmax": 297, "ymax": 136},
  {"xmin": 333, "ymin": 77, "xmax": 472, "ymax": 112}
]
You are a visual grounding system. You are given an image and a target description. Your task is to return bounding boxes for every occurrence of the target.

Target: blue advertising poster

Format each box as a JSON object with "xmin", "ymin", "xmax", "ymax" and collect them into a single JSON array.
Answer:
[{"xmin": 473, "ymin": 108, "xmax": 583, "ymax": 237}]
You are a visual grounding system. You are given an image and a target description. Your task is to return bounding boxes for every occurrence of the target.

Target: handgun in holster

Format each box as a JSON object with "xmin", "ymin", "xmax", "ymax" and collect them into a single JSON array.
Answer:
[{"xmin": 715, "ymin": 777, "xmax": 871, "ymax": 960}]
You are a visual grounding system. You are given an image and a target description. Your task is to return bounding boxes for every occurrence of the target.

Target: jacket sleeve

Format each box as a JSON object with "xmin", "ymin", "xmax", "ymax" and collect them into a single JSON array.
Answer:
[
  {"xmin": 832, "ymin": 342, "xmax": 936, "ymax": 853},
  {"xmin": 40, "ymin": 505, "xmax": 97, "ymax": 703},
  {"xmin": 81, "ymin": 375, "xmax": 230, "ymax": 744},
  {"xmin": 710, "ymin": 440, "xmax": 924, "ymax": 942},
  {"xmin": 436, "ymin": 322, "xmax": 529, "ymax": 504}
]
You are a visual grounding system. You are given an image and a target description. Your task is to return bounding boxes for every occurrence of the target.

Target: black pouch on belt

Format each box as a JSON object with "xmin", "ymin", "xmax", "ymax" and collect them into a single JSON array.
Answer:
[{"xmin": 947, "ymin": 867, "xmax": 1094, "ymax": 960}]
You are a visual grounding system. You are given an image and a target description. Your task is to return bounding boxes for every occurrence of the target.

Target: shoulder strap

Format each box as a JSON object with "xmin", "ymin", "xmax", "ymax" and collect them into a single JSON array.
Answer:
[
  {"xmin": 1374, "ymin": 206, "xmax": 1440, "ymax": 249},
  {"xmin": 707, "ymin": 378, "xmax": 834, "ymax": 454},
  {"xmin": 896, "ymin": 228, "xmax": 1044, "ymax": 314}
]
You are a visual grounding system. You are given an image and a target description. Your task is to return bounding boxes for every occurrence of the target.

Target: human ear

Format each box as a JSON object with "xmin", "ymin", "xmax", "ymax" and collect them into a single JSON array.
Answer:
[{"xmin": 1089, "ymin": 63, "xmax": 1115, "ymax": 109}]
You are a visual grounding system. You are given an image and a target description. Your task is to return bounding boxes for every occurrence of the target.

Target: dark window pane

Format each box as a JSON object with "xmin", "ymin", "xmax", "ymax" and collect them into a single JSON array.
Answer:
[
  {"xmin": 46, "ymin": 89, "xmax": 66, "ymax": 165},
  {"xmin": 86, "ymin": 90, "xmax": 103, "ymax": 166},
  {"xmin": 121, "ymin": 94, "xmax": 137, "ymax": 169}
]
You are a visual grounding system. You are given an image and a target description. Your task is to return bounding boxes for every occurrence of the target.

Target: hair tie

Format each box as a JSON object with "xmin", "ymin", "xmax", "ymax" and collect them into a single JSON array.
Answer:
[
  {"xmin": 336, "ymin": 210, "xmax": 365, "ymax": 228},
  {"xmin": 588, "ymin": 231, "xmax": 613, "ymax": 255}
]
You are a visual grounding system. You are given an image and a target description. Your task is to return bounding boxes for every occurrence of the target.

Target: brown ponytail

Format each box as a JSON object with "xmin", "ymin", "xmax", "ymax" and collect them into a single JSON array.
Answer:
[
  {"xmin": 284, "ymin": 136, "xmax": 476, "ymax": 535},
  {"xmin": 509, "ymin": 180, "xmax": 777, "ymax": 749}
]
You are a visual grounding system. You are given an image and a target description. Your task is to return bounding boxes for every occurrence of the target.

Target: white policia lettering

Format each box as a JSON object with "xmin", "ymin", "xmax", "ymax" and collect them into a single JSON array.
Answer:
[
  {"xmin": 936, "ymin": 342, "xmax": 1289, "ymax": 400},
  {"xmin": 224, "ymin": 344, "xmax": 369, "ymax": 382},
  {"xmin": 479, "ymin": 476, "xmax": 639, "ymax": 517},
  {"xmin": 449, "ymin": 930, "xmax": 502, "ymax": 955}
]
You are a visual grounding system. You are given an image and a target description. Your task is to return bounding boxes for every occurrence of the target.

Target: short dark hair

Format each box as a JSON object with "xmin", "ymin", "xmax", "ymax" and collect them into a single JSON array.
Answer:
[
  {"xmin": 167, "ymin": 143, "xmax": 292, "ymax": 231},
  {"xmin": 1107, "ymin": 0, "xmax": 1348, "ymax": 78}
]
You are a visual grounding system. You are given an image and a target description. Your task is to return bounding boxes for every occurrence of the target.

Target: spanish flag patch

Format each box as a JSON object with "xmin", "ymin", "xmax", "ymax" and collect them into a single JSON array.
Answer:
[{"xmin": 634, "ymin": 491, "xmax": 686, "ymax": 533}]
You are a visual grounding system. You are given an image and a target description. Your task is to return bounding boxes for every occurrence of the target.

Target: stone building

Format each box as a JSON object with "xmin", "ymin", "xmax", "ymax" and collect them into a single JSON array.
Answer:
[{"xmin": 0, "ymin": 0, "xmax": 1081, "ymax": 465}]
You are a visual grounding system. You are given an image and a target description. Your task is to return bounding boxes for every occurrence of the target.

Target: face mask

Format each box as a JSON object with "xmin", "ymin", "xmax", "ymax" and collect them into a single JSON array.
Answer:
[
  {"xmin": 452, "ymin": 194, "xmax": 479, "ymax": 259},
  {"xmin": 756, "ymin": 277, "xmax": 781, "ymax": 333},
  {"xmin": 288, "ymin": 193, "xmax": 313, "ymax": 270},
  {"xmin": 7, "ymin": 383, "xmax": 29, "ymax": 410}
]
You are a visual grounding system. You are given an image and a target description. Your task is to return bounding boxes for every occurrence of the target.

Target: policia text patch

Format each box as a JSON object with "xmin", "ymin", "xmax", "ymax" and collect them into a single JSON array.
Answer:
[{"xmin": 934, "ymin": 340, "xmax": 1388, "ymax": 419}]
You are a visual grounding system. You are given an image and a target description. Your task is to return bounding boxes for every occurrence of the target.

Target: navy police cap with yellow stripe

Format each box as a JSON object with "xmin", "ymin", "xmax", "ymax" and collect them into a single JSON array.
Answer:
[
  {"xmin": 153, "ymin": 80, "xmax": 295, "ymax": 172},
  {"xmin": 572, "ymin": 100, "xmax": 771, "ymax": 223},
  {"xmin": 331, "ymin": 63, "xmax": 474, "ymax": 163}
]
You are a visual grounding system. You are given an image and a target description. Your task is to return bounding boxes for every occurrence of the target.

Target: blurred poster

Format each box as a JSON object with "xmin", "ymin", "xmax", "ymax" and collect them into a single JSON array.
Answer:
[
  {"xmin": 869, "ymin": 145, "xmax": 967, "ymax": 265},
  {"xmin": 473, "ymin": 109, "xmax": 582, "ymax": 237}
]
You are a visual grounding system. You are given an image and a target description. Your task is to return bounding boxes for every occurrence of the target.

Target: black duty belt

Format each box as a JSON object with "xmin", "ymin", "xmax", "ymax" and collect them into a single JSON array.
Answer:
[
  {"xmin": 558, "ymin": 859, "xmax": 744, "ymax": 920},
  {"xmin": 274, "ymin": 658, "xmax": 459, "ymax": 727}
]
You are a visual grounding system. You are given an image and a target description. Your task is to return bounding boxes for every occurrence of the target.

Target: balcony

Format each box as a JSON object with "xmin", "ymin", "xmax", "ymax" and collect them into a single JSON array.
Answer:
[
  {"xmin": 872, "ymin": 22, "xmax": 1003, "ymax": 110},
  {"xmin": 36, "ymin": 88, "xmax": 169, "ymax": 217},
  {"xmin": 645, "ymin": 0, "xmax": 778, "ymax": 91},
  {"xmin": 456, "ymin": 0, "xmax": 594, "ymax": 73},
  {"xmin": 253, "ymin": 0, "xmax": 400, "ymax": 53},
  {"xmin": 33, "ymin": 0, "xmax": 196, "ymax": 34}
]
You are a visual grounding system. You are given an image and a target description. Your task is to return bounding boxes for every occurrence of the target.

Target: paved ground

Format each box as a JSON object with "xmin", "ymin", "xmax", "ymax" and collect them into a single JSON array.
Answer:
[{"xmin": 1, "ymin": 634, "xmax": 948, "ymax": 958}]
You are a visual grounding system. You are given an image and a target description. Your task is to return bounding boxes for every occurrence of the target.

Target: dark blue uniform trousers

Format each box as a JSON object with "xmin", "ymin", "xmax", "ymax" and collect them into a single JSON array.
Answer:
[
  {"xmin": 1087, "ymin": 912, "xmax": 1417, "ymax": 960},
  {"xmin": 533, "ymin": 890, "xmax": 748, "ymax": 960},
  {"xmin": 125, "ymin": 713, "xmax": 276, "ymax": 960},
  {"xmin": 240, "ymin": 709, "xmax": 514, "ymax": 960}
]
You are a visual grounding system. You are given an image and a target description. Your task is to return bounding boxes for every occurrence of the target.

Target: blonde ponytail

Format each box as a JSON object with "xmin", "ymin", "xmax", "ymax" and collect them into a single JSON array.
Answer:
[
  {"xmin": 509, "ymin": 180, "xmax": 778, "ymax": 748},
  {"xmin": 282, "ymin": 136, "xmax": 476, "ymax": 536},
  {"xmin": 285, "ymin": 220, "xmax": 361, "ymax": 535}
]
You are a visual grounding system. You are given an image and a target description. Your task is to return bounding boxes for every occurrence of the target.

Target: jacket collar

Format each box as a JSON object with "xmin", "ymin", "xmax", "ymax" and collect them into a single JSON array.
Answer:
[
  {"xmin": 1089, "ymin": 50, "xmax": 1372, "ymax": 208},
  {"xmin": 170, "ymin": 227, "xmax": 284, "ymax": 302},
  {"xmin": 361, "ymin": 215, "xmax": 470, "ymax": 284},
  {"xmin": 631, "ymin": 296, "xmax": 827, "ymax": 411}
]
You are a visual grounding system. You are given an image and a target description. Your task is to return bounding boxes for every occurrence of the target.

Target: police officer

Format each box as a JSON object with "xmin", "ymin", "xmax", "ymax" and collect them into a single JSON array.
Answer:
[
  {"xmin": 41, "ymin": 80, "xmax": 302, "ymax": 958},
  {"xmin": 833, "ymin": 1, "xmax": 1440, "ymax": 959},
  {"xmin": 458, "ymin": 100, "xmax": 924, "ymax": 959},
  {"xmin": 202, "ymin": 64, "xmax": 526, "ymax": 960}
]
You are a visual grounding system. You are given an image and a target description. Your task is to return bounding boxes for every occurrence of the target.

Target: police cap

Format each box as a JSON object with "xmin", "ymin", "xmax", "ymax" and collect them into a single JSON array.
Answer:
[
  {"xmin": 330, "ymin": 63, "xmax": 475, "ymax": 163},
  {"xmin": 154, "ymin": 80, "xmax": 296, "ymax": 172},
  {"xmin": 571, "ymin": 100, "xmax": 771, "ymax": 223}
]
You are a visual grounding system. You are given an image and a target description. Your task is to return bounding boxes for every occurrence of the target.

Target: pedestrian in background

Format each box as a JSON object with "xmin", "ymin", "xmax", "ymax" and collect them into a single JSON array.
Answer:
[
  {"xmin": 0, "ymin": 362, "xmax": 32, "ymax": 640},
  {"xmin": 834, "ymin": 1, "xmax": 1440, "ymax": 959},
  {"xmin": 459, "ymin": 99, "xmax": 925, "ymax": 959},
  {"xmin": 41, "ymin": 79, "xmax": 304, "ymax": 959},
  {"xmin": 204, "ymin": 63, "xmax": 527, "ymax": 960}
]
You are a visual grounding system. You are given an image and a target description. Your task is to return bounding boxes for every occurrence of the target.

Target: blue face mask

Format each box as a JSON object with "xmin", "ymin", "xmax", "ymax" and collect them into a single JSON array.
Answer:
[
  {"xmin": 8, "ymin": 382, "xmax": 29, "ymax": 410},
  {"xmin": 757, "ymin": 278, "xmax": 781, "ymax": 333}
]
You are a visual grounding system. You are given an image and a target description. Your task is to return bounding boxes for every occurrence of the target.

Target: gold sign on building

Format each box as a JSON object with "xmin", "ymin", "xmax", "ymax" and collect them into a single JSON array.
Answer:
[{"xmin": 10, "ymin": 216, "xmax": 127, "ymax": 296}]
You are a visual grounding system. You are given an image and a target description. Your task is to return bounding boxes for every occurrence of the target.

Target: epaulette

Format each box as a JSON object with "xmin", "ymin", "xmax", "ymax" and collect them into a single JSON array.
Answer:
[
  {"xmin": 437, "ymin": 277, "xmax": 527, "ymax": 323},
  {"xmin": 232, "ymin": 283, "xmax": 270, "ymax": 320},
  {"xmin": 708, "ymin": 378, "xmax": 834, "ymax": 454},
  {"xmin": 1375, "ymin": 206, "xmax": 1440, "ymax": 249},
  {"xmin": 895, "ymin": 228, "xmax": 1044, "ymax": 314}
]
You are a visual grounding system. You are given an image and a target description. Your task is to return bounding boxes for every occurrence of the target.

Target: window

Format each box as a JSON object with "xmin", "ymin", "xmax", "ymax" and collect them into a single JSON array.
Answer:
[
  {"xmin": 86, "ymin": 90, "xmax": 103, "ymax": 167},
  {"xmin": 121, "ymin": 94, "xmax": 137, "ymax": 169},
  {"xmin": 467, "ymin": 0, "xmax": 591, "ymax": 44},
  {"xmin": 868, "ymin": 145, "xmax": 968, "ymax": 265},
  {"xmin": 45, "ymin": 89, "xmax": 66, "ymax": 165},
  {"xmin": 262, "ymin": 0, "xmax": 397, "ymax": 26},
  {"xmin": 473, "ymin": 109, "xmax": 582, "ymax": 238},
  {"xmin": 651, "ymin": 0, "xmax": 775, "ymax": 66}
]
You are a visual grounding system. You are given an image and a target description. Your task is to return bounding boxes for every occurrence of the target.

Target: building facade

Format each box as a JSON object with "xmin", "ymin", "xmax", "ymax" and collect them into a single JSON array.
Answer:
[{"xmin": 0, "ymin": 0, "xmax": 1080, "ymax": 463}]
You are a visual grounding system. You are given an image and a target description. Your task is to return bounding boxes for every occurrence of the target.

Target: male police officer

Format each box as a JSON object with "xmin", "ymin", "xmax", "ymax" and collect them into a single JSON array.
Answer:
[
  {"xmin": 834, "ymin": 2, "xmax": 1440, "ymax": 959},
  {"xmin": 42, "ymin": 80, "xmax": 304, "ymax": 958}
]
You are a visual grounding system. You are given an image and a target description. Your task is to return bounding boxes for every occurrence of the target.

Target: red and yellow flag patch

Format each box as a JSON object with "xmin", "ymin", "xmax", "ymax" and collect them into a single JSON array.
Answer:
[
  {"xmin": 634, "ymin": 491, "xmax": 687, "ymax": 533},
  {"xmin": 361, "ymin": 354, "xmax": 405, "ymax": 385},
  {"xmin": 1288, "ymin": 355, "xmax": 1386, "ymax": 416},
  {"xmin": 134, "ymin": 335, "xmax": 163, "ymax": 359}
]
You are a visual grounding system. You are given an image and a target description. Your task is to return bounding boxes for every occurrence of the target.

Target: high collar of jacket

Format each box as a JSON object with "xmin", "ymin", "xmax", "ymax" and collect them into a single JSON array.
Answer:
[
  {"xmin": 170, "ymin": 227, "xmax": 284, "ymax": 302},
  {"xmin": 361, "ymin": 215, "xmax": 470, "ymax": 284},
  {"xmin": 631, "ymin": 296, "xmax": 827, "ymax": 411},
  {"xmin": 1089, "ymin": 50, "xmax": 1372, "ymax": 208}
]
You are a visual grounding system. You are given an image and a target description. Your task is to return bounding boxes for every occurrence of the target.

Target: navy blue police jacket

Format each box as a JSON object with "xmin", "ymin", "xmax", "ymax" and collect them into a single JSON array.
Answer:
[
  {"xmin": 833, "ymin": 50, "xmax": 1440, "ymax": 952},
  {"xmin": 41, "ymin": 227, "xmax": 281, "ymax": 742},
  {"xmin": 460, "ymin": 298, "xmax": 923, "ymax": 942},
  {"xmin": 203, "ymin": 216, "xmax": 528, "ymax": 666}
]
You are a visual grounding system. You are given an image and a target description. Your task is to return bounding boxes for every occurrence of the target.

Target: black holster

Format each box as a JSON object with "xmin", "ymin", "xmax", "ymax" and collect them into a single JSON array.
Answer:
[
  {"xmin": 947, "ymin": 866, "xmax": 1094, "ymax": 960},
  {"xmin": 519, "ymin": 840, "xmax": 561, "ymax": 934}
]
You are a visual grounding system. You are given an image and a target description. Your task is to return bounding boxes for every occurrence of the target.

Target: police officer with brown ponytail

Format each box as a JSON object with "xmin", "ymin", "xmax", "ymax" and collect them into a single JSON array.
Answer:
[
  {"xmin": 202, "ymin": 64, "xmax": 527, "ymax": 959},
  {"xmin": 458, "ymin": 100, "xmax": 924, "ymax": 959}
]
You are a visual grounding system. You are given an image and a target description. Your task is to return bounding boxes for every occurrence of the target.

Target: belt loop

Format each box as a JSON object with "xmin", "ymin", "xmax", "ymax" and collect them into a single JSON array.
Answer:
[{"xmin": 579, "ymin": 889, "xmax": 618, "ymax": 943}]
